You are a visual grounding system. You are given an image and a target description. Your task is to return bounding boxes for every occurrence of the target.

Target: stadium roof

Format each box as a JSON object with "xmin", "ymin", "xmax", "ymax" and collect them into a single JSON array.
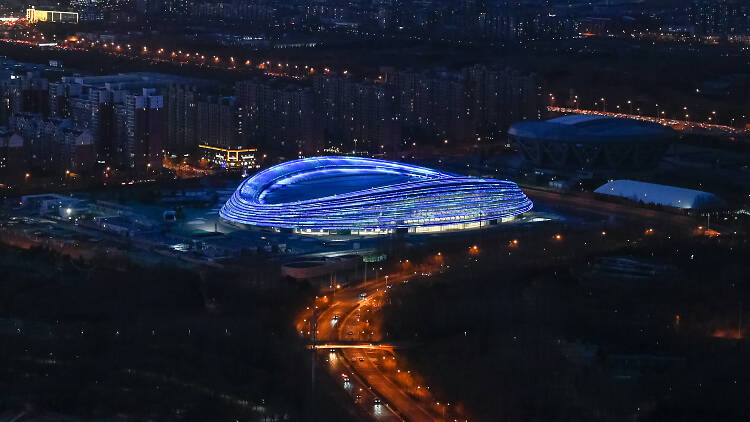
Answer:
[
  {"xmin": 220, "ymin": 157, "xmax": 533, "ymax": 231},
  {"xmin": 594, "ymin": 180, "xmax": 723, "ymax": 209},
  {"xmin": 508, "ymin": 115, "xmax": 675, "ymax": 144}
]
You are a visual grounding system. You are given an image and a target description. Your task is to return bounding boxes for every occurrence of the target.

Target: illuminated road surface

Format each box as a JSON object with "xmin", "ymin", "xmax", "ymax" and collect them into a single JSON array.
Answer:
[
  {"xmin": 299, "ymin": 276, "xmax": 447, "ymax": 422},
  {"xmin": 305, "ymin": 281, "xmax": 405, "ymax": 421}
]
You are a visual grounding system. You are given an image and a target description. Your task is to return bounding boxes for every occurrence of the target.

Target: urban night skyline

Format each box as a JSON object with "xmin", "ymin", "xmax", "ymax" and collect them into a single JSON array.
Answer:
[{"xmin": 1, "ymin": 1, "xmax": 749, "ymax": 422}]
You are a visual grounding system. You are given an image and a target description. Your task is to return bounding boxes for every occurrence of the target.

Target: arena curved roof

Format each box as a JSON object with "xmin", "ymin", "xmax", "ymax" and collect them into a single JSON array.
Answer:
[
  {"xmin": 220, "ymin": 156, "xmax": 533, "ymax": 232},
  {"xmin": 508, "ymin": 115, "xmax": 675, "ymax": 144},
  {"xmin": 595, "ymin": 179, "xmax": 723, "ymax": 209}
]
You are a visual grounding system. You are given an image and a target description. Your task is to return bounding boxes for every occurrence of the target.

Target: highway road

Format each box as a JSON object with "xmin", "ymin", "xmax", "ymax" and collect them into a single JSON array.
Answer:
[{"xmin": 298, "ymin": 274, "xmax": 452, "ymax": 422}]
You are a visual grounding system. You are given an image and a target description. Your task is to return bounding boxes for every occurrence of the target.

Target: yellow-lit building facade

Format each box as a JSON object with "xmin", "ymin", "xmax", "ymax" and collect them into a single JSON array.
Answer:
[
  {"xmin": 199, "ymin": 145, "xmax": 259, "ymax": 170},
  {"xmin": 26, "ymin": 8, "xmax": 79, "ymax": 23}
]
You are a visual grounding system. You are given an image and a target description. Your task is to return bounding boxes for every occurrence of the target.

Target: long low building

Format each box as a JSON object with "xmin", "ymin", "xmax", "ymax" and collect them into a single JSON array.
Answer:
[
  {"xmin": 594, "ymin": 179, "xmax": 723, "ymax": 210},
  {"xmin": 26, "ymin": 8, "xmax": 79, "ymax": 23},
  {"xmin": 220, "ymin": 156, "xmax": 533, "ymax": 235},
  {"xmin": 509, "ymin": 115, "xmax": 676, "ymax": 173}
]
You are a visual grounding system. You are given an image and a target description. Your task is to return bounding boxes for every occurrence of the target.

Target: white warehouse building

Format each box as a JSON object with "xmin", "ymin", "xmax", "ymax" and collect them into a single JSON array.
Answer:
[{"xmin": 595, "ymin": 180, "xmax": 724, "ymax": 210}]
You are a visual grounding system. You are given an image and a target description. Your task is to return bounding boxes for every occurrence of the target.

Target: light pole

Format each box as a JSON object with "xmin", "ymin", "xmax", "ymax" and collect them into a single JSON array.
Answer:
[{"xmin": 600, "ymin": 98, "xmax": 606, "ymax": 113}]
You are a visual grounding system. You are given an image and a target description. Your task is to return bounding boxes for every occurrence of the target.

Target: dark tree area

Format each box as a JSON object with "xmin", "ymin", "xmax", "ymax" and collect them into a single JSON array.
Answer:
[
  {"xmin": 0, "ymin": 244, "xmax": 356, "ymax": 422},
  {"xmin": 382, "ymin": 235, "xmax": 750, "ymax": 422}
]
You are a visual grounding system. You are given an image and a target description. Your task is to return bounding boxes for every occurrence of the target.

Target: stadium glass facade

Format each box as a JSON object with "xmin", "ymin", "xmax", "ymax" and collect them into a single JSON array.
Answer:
[{"xmin": 220, "ymin": 156, "xmax": 533, "ymax": 235}]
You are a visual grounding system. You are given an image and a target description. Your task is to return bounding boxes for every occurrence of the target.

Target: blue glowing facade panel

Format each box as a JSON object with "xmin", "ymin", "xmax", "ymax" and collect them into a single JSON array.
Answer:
[{"xmin": 220, "ymin": 156, "xmax": 533, "ymax": 231}]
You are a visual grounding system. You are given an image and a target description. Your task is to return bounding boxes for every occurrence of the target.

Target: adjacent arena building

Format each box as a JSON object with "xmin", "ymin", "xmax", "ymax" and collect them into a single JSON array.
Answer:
[
  {"xmin": 595, "ymin": 179, "xmax": 724, "ymax": 210},
  {"xmin": 509, "ymin": 115, "xmax": 676, "ymax": 173},
  {"xmin": 220, "ymin": 156, "xmax": 533, "ymax": 235}
]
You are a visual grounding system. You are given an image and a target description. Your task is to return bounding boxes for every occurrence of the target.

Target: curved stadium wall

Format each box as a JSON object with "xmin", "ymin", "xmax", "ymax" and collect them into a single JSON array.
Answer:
[{"xmin": 220, "ymin": 156, "xmax": 533, "ymax": 235}]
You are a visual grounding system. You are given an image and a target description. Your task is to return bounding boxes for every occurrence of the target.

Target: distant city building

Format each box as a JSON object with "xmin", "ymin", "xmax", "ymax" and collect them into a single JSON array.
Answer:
[
  {"xmin": 165, "ymin": 85, "xmax": 239, "ymax": 154},
  {"xmin": 689, "ymin": 0, "xmax": 747, "ymax": 37},
  {"xmin": 48, "ymin": 73, "xmax": 205, "ymax": 171},
  {"xmin": 313, "ymin": 76, "xmax": 398, "ymax": 156},
  {"xmin": 0, "ymin": 60, "xmax": 540, "ymax": 180},
  {"xmin": 198, "ymin": 144, "xmax": 259, "ymax": 170},
  {"xmin": 235, "ymin": 79, "xmax": 318, "ymax": 158},
  {"xmin": 234, "ymin": 65, "xmax": 540, "ymax": 159},
  {"xmin": 509, "ymin": 115, "xmax": 676, "ymax": 175},
  {"xmin": 125, "ymin": 89, "xmax": 164, "ymax": 172},
  {"xmin": 165, "ymin": 84, "xmax": 200, "ymax": 154},
  {"xmin": 189, "ymin": 1, "xmax": 276, "ymax": 22},
  {"xmin": 77, "ymin": 6, "xmax": 104, "ymax": 22},
  {"xmin": 10, "ymin": 113, "xmax": 68, "ymax": 174},
  {"xmin": 0, "ymin": 128, "xmax": 25, "ymax": 184},
  {"xmin": 2, "ymin": 72, "xmax": 50, "ymax": 118},
  {"xmin": 61, "ymin": 128, "xmax": 96, "ymax": 173},
  {"xmin": 26, "ymin": 8, "xmax": 79, "ymax": 23},
  {"xmin": 195, "ymin": 96, "xmax": 238, "ymax": 149},
  {"xmin": 9, "ymin": 113, "xmax": 97, "ymax": 175}
]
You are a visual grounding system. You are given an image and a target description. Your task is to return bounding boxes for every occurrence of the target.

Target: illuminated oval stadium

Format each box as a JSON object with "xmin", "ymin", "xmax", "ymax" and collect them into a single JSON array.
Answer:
[{"xmin": 220, "ymin": 157, "xmax": 533, "ymax": 235}]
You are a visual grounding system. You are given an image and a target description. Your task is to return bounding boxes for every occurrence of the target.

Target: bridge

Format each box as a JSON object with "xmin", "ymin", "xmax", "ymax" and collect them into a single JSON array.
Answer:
[{"xmin": 308, "ymin": 342, "xmax": 405, "ymax": 352}]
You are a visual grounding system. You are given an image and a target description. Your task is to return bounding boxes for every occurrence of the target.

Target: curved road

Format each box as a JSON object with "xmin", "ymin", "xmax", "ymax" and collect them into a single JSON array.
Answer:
[{"xmin": 298, "ymin": 274, "xmax": 448, "ymax": 422}]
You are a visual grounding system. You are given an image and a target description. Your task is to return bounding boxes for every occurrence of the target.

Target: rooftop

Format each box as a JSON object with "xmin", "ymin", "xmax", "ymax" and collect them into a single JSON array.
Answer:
[
  {"xmin": 509, "ymin": 115, "xmax": 676, "ymax": 144},
  {"xmin": 260, "ymin": 170, "xmax": 416, "ymax": 204},
  {"xmin": 594, "ymin": 179, "xmax": 723, "ymax": 210}
]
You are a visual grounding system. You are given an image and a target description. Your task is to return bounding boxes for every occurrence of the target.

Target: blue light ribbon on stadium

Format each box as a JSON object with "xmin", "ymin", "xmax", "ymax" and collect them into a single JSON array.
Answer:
[{"xmin": 220, "ymin": 156, "xmax": 533, "ymax": 231}]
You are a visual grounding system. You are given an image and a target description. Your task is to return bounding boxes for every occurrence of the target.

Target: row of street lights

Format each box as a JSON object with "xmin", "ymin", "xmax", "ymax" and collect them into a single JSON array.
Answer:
[{"xmin": 550, "ymin": 93, "xmax": 745, "ymax": 126}]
